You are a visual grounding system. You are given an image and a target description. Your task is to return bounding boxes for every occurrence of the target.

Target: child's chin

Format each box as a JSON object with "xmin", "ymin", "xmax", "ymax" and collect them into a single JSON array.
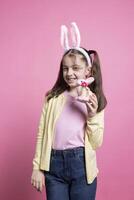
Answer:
[{"xmin": 68, "ymin": 83, "xmax": 77, "ymax": 87}]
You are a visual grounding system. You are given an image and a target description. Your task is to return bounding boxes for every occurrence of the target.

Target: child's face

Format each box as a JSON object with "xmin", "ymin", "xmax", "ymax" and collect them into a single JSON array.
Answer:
[{"xmin": 62, "ymin": 53, "xmax": 91, "ymax": 88}]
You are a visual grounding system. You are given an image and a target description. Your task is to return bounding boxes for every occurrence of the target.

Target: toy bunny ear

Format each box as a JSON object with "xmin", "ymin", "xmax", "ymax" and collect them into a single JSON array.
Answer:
[
  {"xmin": 70, "ymin": 22, "xmax": 81, "ymax": 48},
  {"xmin": 86, "ymin": 77, "xmax": 95, "ymax": 84},
  {"xmin": 61, "ymin": 25, "xmax": 70, "ymax": 51}
]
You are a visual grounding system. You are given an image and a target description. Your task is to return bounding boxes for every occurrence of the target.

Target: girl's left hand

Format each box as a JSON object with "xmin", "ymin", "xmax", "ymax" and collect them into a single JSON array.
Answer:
[{"xmin": 75, "ymin": 86, "xmax": 98, "ymax": 118}]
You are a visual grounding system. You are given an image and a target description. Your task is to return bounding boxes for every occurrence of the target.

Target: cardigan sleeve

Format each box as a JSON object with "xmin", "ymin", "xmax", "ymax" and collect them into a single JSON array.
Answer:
[
  {"xmin": 85, "ymin": 109, "xmax": 105, "ymax": 150},
  {"xmin": 32, "ymin": 95, "xmax": 48, "ymax": 170}
]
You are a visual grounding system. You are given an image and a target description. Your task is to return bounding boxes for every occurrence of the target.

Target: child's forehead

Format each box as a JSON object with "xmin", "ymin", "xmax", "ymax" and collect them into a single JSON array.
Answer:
[{"xmin": 62, "ymin": 54, "xmax": 85, "ymax": 66}]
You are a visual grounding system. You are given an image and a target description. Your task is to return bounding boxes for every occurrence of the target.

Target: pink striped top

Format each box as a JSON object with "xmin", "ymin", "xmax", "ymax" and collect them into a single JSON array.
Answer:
[{"xmin": 52, "ymin": 90, "xmax": 88, "ymax": 150}]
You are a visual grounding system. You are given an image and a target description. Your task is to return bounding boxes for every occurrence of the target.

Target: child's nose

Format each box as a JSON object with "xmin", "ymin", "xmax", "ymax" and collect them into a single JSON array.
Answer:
[{"xmin": 67, "ymin": 68, "xmax": 73, "ymax": 75}]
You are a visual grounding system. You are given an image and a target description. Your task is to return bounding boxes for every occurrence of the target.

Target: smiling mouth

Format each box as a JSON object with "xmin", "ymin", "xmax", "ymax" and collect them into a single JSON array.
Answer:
[
  {"xmin": 67, "ymin": 78, "xmax": 77, "ymax": 83},
  {"xmin": 67, "ymin": 78, "xmax": 77, "ymax": 80}
]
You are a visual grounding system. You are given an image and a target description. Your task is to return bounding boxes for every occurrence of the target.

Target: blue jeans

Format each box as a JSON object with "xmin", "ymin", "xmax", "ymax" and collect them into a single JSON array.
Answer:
[{"xmin": 44, "ymin": 146, "xmax": 97, "ymax": 200}]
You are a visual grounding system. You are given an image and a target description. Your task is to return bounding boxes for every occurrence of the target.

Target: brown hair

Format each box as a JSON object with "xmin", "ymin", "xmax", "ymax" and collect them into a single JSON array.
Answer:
[{"xmin": 45, "ymin": 47, "xmax": 107, "ymax": 112}]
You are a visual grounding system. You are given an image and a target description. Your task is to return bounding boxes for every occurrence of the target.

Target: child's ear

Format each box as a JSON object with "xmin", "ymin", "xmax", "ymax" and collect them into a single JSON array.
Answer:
[{"xmin": 85, "ymin": 66, "xmax": 91, "ymax": 78}]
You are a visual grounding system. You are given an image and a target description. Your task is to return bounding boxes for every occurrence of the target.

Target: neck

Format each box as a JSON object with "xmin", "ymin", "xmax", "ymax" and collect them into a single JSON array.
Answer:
[{"xmin": 68, "ymin": 87, "xmax": 78, "ymax": 95}]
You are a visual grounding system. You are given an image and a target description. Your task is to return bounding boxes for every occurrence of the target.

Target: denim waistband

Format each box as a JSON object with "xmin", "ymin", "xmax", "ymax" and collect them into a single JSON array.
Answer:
[{"xmin": 51, "ymin": 146, "xmax": 85, "ymax": 156}]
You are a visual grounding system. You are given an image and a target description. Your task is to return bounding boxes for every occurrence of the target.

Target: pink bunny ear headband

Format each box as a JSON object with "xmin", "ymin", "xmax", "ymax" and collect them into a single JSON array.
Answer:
[
  {"xmin": 61, "ymin": 22, "xmax": 92, "ymax": 68},
  {"xmin": 60, "ymin": 22, "xmax": 94, "ymax": 87}
]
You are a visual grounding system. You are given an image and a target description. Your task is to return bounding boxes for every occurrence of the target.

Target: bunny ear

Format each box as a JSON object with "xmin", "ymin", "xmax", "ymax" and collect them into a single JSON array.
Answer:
[
  {"xmin": 70, "ymin": 22, "xmax": 81, "ymax": 47},
  {"xmin": 60, "ymin": 22, "xmax": 92, "ymax": 68},
  {"xmin": 86, "ymin": 77, "xmax": 95, "ymax": 84},
  {"xmin": 61, "ymin": 25, "xmax": 70, "ymax": 51}
]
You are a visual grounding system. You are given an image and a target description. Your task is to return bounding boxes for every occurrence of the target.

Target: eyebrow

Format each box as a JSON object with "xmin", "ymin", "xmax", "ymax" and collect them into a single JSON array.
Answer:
[{"xmin": 62, "ymin": 64, "xmax": 81, "ymax": 67}]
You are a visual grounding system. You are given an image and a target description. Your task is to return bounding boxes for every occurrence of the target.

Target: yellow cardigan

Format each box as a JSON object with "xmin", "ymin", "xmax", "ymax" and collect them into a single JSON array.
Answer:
[{"xmin": 32, "ymin": 92, "xmax": 105, "ymax": 184}]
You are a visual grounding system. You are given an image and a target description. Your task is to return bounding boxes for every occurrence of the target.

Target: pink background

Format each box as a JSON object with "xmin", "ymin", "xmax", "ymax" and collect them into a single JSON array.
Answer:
[{"xmin": 0, "ymin": 0, "xmax": 134, "ymax": 199}]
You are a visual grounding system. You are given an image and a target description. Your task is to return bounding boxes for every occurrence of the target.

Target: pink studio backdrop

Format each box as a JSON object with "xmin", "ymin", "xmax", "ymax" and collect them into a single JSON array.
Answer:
[{"xmin": 0, "ymin": 0, "xmax": 134, "ymax": 199}]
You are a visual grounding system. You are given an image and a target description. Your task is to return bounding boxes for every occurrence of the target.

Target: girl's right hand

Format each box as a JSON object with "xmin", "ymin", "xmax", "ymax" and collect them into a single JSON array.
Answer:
[{"xmin": 31, "ymin": 169, "xmax": 45, "ymax": 192}]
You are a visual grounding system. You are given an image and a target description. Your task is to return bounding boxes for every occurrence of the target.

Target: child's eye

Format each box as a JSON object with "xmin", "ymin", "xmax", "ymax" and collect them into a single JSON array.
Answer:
[
  {"xmin": 63, "ymin": 67, "xmax": 67, "ymax": 71},
  {"xmin": 73, "ymin": 66, "xmax": 79, "ymax": 70}
]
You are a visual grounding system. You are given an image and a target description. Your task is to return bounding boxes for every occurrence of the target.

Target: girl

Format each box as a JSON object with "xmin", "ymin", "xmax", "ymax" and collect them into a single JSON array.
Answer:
[{"xmin": 31, "ymin": 22, "xmax": 107, "ymax": 200}]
